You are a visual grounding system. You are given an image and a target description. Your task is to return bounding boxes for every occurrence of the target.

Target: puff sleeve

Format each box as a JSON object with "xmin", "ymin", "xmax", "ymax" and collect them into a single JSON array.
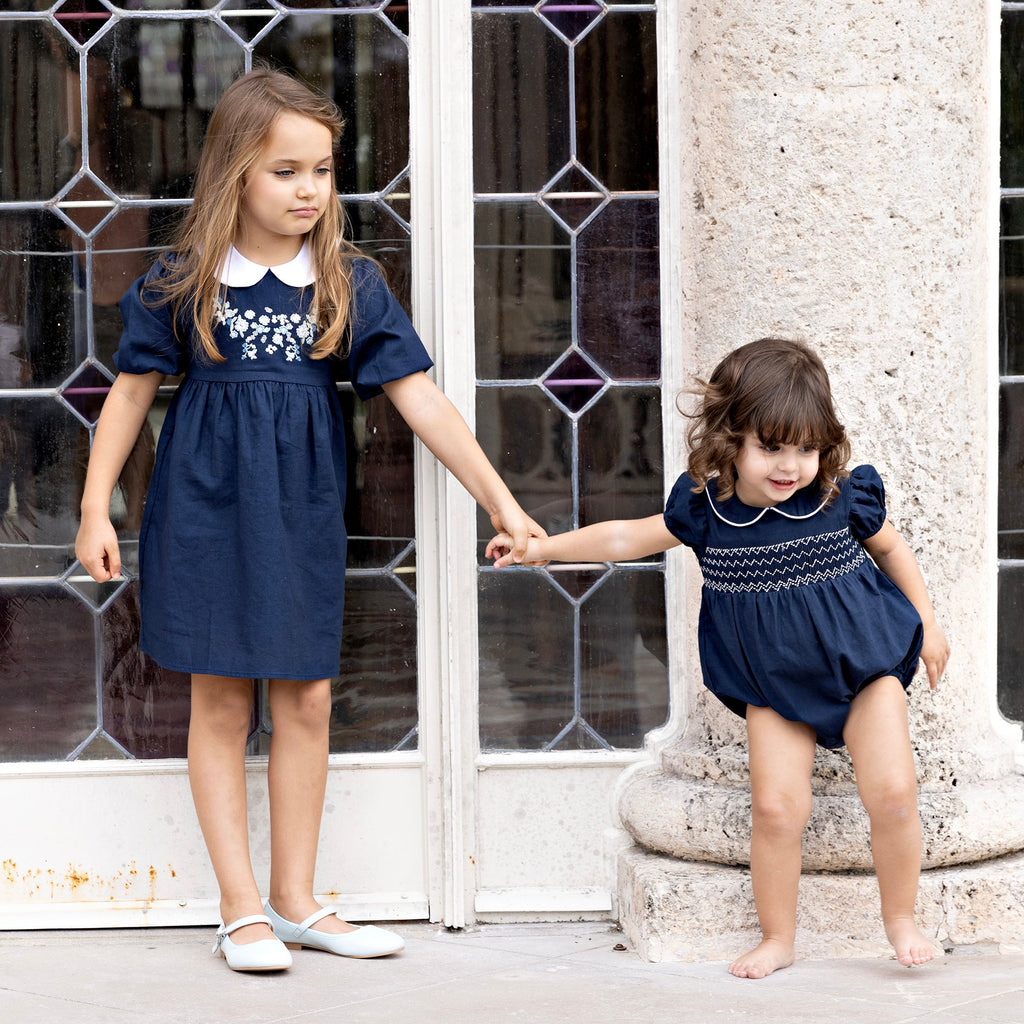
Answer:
[
  {"xmin": 663, "ymin": 473, "xmax": 710, "ymax": 552},
  {"xmin": 114, "ymin": 263, "xmax": 187, "ymax": 377},
  {"xmin": 848, "ymin": 464, "xmax": 888, "ymax": 541},
  {"xmin": 342, "ymin": 259, "xmax": 434, "ymax": 400}
]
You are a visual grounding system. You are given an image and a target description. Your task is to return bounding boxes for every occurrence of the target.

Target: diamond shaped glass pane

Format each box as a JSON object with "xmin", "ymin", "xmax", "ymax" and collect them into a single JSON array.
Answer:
[
  {"xmin": 546, "ymin": 565, "xmax": 607, "ymax": 600},
  {"xmin": 541, "ymin": 164, "xmax": 606, "ymax": 231},
  {"xmin": 542, "ymin": 349, "xmax": 605, "ymax": 413},
  {"xmin": 61, "ymin": 363, "xmax": 113, "ymax": 425},
  {"xmin": 539, "ymin": 2, "xmax": 604, "ymax": 43},
  {"xmin": 54, "ymin": 0, "xmax": 113, "ymax": 45}
]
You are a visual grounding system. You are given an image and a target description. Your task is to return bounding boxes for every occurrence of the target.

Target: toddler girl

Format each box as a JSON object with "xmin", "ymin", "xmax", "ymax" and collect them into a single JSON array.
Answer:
[{"xmin": 488, "ymin": 337, "xmax": 949, "ymax": 978}]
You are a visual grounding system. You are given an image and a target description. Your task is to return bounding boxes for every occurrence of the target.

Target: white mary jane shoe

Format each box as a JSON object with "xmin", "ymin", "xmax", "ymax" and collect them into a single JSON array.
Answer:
[
  {"xmin": 213, "ymin": 914, "xmax": 293, "ymax": 972},
  {"xmin": 265, "ymin": 901, "xmax": 404, "ymax": 958}
]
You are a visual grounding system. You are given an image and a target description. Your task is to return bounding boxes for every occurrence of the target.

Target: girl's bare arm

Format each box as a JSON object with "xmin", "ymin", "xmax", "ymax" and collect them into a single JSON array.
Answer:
[
  {"xmin": 382, "ymin": 371, "xmax": 545, "ymax": 560},
  {"xmin": 76, "ymin": 370, "xmax": 164, "ymax": 581},
  {"xmin": 861, "ymin": 519, "xmax": 950, "ymax": 688},
  {"xmin": 486, "ymin": 514, "xmax": 681, "ymax": 568}
]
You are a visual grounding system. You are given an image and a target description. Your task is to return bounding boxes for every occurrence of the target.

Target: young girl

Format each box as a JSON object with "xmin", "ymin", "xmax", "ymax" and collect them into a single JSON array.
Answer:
[
  {"xmin": 488, "ymin": 337, "xmax": 949, "ymax": 979},
  {"xmin": 75, "ymin": 69, "xmax": 541, "ymax": 972}
]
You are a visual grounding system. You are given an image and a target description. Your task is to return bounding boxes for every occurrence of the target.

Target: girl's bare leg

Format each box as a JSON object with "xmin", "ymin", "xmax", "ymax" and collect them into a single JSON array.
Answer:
[
  {"xmin": 266, "ymin": 678, "xmax": 357, "ymax": 935},
  {"xmin": 844, "ymin": 676, "xmax": 938, "ymax": 967},
  {"xmin": 731, "ymin": 706, "xmax": 817, "ymax": 979},
  {"xmin": 188, "ymin": 674, "xmax": 272, "ymax": 945}
]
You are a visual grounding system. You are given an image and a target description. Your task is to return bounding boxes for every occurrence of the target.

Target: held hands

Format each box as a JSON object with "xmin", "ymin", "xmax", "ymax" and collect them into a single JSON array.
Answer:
[
  {"xmin": 920, "ymin": 622, "xmax": 950, "ymax": 690},
  {"xmin": 487, "ymin": 499, "xmax": 547, "ymax": 566},
  {"xmin": 75, "ymin": 514, "xmax": 123, "ymax": 582},
  {"xmin": 485, "ymin": 530, "xmax": 546, "ymax": 568}
]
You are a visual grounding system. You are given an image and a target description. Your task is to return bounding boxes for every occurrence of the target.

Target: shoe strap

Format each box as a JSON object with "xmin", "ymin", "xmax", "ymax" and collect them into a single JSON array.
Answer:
[
  {"xmin": 213, "ymin": 914, "xmax": 274, "ymax": 953},
  {"xmin": 294, "ymin": 905, "xmax": 339, "ymax": 936}
]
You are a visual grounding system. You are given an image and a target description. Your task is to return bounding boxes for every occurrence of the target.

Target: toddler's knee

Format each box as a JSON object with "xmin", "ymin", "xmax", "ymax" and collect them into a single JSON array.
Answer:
[
  {"xmin": 862, "ymin": 780, "xmax": 919, "ymax": 825},
  {"xmin": 751, "ymin": 793, "xmax": 812, "ymax": 839}
]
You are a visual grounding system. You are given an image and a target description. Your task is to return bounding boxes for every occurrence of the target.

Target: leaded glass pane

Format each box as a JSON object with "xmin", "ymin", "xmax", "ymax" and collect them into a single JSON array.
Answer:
[
  {"xmin": 473, "ymin": 2, "xmax": 666, "ymax": 751},
  {"xmin": 0, "ymin": 586, "xmax": 96, "ymax": 761},
  {"xmin": 0, "ymin": 5, "xmax": 416, "ymax": 760},
  {"xmin": 1001, "ymin": 8, "xmax": 1024, "ymax": 727}
]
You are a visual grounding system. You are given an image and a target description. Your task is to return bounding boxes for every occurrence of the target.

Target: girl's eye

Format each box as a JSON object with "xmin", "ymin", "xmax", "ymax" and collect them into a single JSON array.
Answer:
[
  {"xmin": 760, "ymin": 444, "xmax": 780, "ymax": 454},
  {"xmin": 275, "ymin": 170, "xmax": 294, "ymax": 178},
  {"xmin": 315, "ymin": 167, "xmax": 332, "ymax": 176}
]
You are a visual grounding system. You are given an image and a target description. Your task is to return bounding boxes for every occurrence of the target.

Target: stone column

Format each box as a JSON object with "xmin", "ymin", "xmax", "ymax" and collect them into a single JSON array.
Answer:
[{"xmin": 617, "ymin": 2, "xmax": 1024, "ymax": 960}]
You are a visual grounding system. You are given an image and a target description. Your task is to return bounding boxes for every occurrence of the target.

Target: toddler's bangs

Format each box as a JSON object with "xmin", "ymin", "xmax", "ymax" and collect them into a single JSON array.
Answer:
[{"xmin": 745, "ymin": 385, "xmax": 840, "ymax": 452}]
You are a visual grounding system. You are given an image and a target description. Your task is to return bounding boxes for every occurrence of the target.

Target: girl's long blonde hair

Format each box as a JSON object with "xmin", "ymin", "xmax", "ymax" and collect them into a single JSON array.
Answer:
[
  {"xmin": 152, "ymin": 68, "xmax": 362, "ymax": 362},
  {"xmin": 685, "ymin": 337, "xmax": 852, "ymax": 503}
]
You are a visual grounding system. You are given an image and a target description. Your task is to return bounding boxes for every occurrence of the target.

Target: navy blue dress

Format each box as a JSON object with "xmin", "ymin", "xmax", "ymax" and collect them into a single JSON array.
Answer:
[
  {"xmin": 663, "ymin": 466, "xmax": 923, "ymax": 748},
  {"xmin": 114, "ymin": 250, "xmax": 433, "ymax": 681}
]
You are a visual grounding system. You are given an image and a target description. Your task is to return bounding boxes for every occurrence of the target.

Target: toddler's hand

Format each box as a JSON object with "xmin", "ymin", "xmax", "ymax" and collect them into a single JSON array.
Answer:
[
  {"xmin": 486, "ymin": 532, "xmax": 546, "ymax": 568},
  {"xmin": 920, "ymin": 622, "xmax": 950, "ymax": 690}
]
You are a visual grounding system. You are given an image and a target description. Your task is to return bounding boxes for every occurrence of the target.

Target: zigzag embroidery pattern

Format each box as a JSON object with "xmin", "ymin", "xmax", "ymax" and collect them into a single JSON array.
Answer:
[{"xmin": 699, "ymin": 528, "xmax": 867, "ymax": 593}]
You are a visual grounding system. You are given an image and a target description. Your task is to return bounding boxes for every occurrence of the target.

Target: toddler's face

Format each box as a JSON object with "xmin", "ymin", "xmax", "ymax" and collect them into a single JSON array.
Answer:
[{"xmin": 732, "ymin": 433, "xmax": 820, "ymax": 507}]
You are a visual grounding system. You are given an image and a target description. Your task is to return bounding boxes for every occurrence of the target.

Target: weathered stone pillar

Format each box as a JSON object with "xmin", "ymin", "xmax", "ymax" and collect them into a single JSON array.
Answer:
[{"xmin": 617, "ymin": 2, "xmax": 1024, "ymax": 960}]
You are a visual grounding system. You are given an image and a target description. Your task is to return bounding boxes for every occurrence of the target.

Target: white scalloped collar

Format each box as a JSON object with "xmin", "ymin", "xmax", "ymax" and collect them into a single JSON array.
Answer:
[
  {"xmin": 705, "ymin": 478, "xmax": 833, "ymax": 527},
  {"xmin": 217, "ymin": 242, "xmax": 315, "ymax": 287}
]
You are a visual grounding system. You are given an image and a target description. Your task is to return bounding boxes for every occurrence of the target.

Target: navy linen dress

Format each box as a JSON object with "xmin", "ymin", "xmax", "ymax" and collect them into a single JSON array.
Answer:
[
  {"xmin": 114, "ymin": 245, "xmax": 433, "ymax": 680},
  {"xmin": 663, "ymin": 466, "xmax": 923, "ymax": 747}
]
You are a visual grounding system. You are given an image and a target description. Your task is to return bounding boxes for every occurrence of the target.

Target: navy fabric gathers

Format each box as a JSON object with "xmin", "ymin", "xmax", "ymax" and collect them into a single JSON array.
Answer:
[
  {"xmin": 114, "ymin": 254, "xmax": 433, "ymax": 681},
  {"xmin": 663, "ymin": 465, "xmax": 923, "ymax": 748}
]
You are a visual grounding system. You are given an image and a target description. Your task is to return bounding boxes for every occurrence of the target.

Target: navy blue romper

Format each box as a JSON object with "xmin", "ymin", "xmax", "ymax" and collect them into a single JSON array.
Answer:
[
  {"xmin": 663, "ymin": 466, "xmax": 923, "ymax": 747},
  {"xmin": 114, "ymin": 246, "xmax": 433, "ymax": 681}
]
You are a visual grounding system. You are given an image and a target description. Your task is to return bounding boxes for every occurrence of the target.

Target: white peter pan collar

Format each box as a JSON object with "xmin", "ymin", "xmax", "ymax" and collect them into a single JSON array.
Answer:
[
  {"xmin": 705, "ymin": 479, "xmax": 833, "ymax": 527},
  {"xmin": 217, "ymin": 242, "xmax": 315, "ymax": 287}
]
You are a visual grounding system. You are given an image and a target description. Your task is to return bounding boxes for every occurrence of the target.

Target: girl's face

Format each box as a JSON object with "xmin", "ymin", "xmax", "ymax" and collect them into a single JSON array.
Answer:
[
  {"xmin": 732, "ymin": 432, "xmax": 820, "ymax": 507},
  {"xmin": 238, "ymin": 112, "xmax": 334, "ymax": 264}
]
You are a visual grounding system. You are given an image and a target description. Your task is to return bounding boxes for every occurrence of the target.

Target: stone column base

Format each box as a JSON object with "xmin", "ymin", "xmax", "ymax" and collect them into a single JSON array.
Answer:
[{"xmin": 617, "ymin": 846, "xmax": 1024, "ymax": 963}]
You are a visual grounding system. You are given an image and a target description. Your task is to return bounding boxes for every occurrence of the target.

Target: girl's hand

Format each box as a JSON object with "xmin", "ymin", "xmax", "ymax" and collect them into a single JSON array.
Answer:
[
  {"xmin": 920, "ymin": 622, "xmax": 950, "ymax": 690},
  {"xmin": 75, "ymin": 514, "xmax": 123, "ymax": 582},
  {"xmin": 488, "ymin": 500, "xmax": 547, "ymax": 565},
  {"xmin": 486, "ymin": 531, "xmax": 545, "ymax": 568}
]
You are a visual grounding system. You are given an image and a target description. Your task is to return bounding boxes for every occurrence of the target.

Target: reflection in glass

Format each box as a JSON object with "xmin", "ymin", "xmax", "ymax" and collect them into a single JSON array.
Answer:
[
  {"xmin": 0, "ymin": 212, "xmax": 78, "ymax": 389},
  {"xmin": 475, "ymin": 203, "xmax": 571, "ymax": 380},
  {"xmin": 473, "ymin": 14, "xmax": 571, "ymax": 194},
  {"xmin": 0, "ymin": 586, "xmax": 96, "ymax": 761},
  {"xmin": 579, "ymin": 387, "xmax": 663, "ymax": 526},
  {"xmin": 102, "ymin": 584, "xmax": 191, "ymax": 759},
  {"xmin": 999, "ymin": 383, "xmax": 1024, "ymax": 561},
  {"xmin": 998, "ymin": 567, "xmax": 1024, "ymax": 724},
  {"xmin": 1000, "ymin": 198, "xmax": 1024, "ymax": 377},
  {"xmin": 478, "ymin": 570, "xmax": 575, "ymax": 749},
  {"xmin": 332, "ymin": 576, "xmax": 417, "ymax": 752},
  {"xmin": 475, "ymin": 388, "xmax": 573, "ymax": 536},
  {"xmin": 578, "ymin": 200, "xmax": 661, "ymax": 381},
  {"xmin": 579, "ymin": 570, "xmax": 668, "ymax": 748},
  {"xmin": 0, "ymin": 22, "xmax": 73, "ymax": 202},
  {"xmin": 1003, "ymin": 11, "xmax": 1024, "ymax": 189},
  {"xmin": 575, "ymin": 13, "xmax": 658, "ymax": 193},
  {"xmin": 0, "ymin": 397, "xmax": 86, "ymax": 551}
]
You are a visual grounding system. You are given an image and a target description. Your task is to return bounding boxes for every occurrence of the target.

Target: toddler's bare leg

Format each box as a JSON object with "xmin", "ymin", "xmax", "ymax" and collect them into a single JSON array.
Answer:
[
  {"xmin": 844, "ymin": 676, "xmax": 938, "ymax": 967},
  {"xmin": 730, "ymin": 706, "xmax": 817, "ymax": 979},
  {"xmin": 188, "ymin": 674, "xmax": 273, "ymax": 945}
]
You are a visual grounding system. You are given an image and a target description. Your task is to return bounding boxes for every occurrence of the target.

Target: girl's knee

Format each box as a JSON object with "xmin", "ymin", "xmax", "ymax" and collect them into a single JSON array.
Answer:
[{"xmin": 270, "ymin": 678, "xmax": 332, "ymax": 730}]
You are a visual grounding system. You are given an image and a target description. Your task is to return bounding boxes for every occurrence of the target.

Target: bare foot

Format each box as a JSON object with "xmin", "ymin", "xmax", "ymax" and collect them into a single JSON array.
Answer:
[
  {"xmin": 728, "ymin": 938, "xmax": 795, "ymax": 979},
  {"xmin": 885, "ymin": 918, "xmax": 939, "ymax": 967}
]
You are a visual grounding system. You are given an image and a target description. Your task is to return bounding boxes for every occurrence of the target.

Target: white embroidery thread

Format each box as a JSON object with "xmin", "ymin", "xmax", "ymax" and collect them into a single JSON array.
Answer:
[{"xmin": 213, "ymin": 298, "xmax": 315, "ymax": 362}]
